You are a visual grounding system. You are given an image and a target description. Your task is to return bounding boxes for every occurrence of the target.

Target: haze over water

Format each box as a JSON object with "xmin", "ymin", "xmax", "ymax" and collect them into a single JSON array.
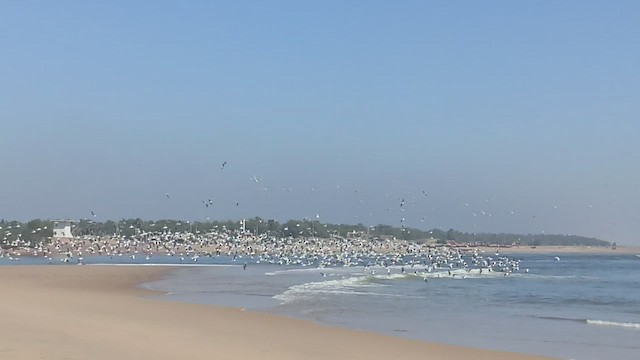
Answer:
[{"xmin": 1, "ymin": 1, "xmax": 639, "ymax": 244}]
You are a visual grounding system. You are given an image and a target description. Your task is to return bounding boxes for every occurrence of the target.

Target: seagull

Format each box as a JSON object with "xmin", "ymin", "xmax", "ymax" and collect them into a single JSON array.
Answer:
[
  {"xmin": 422, "ymin": 190, "xmax": 428, "ymax": 197},
  {"xmin": 91, "ymin": 211, "xmax": 96, "ymax": 217},
  {"xmin": 166, "ymin": 193, "xmax": 170, "ymax": 199},
  {"xmin": 220, "ymin": 161, "xmax": 227, "ymax": 170}
]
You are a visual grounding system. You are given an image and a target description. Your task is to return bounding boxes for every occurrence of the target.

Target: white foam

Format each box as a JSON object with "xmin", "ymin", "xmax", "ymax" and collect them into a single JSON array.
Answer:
[
  {"xmin": 274, "ymin": 276, "xmax": 388, "ymax": 304},
  {"xmin": 372, "ymin": 273, "xmax": 413, "ymax": 280},
  {"xmin": 408, "ymin": 268, "xmax": 505, "ymax": 279},
  {"xmin": 586, "ymin": 319, "xmax": 640, "ymax": 330}
]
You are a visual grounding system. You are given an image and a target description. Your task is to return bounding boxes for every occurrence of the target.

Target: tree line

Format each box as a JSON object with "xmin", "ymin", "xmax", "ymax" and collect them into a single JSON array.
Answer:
[{"xmin": 1, "ymin": 218, "xmax": 611, "ymax": 248}]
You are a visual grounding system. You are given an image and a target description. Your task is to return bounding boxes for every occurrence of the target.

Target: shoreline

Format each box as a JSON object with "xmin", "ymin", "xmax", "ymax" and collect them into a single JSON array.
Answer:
[{"xmin": 0, "ymin": 265, "xmax": 553, "ymax": 360}]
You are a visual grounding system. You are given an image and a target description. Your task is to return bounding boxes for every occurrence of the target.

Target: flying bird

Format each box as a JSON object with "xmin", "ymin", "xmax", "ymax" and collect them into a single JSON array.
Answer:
[{"xmin": 220, "ymin": 161, "xmax": 227, "ymax": 170}]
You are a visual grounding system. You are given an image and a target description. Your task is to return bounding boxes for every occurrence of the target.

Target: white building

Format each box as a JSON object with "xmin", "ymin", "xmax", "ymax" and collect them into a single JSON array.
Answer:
[{"xmin": 53, "ymin": 220, "xmax": 74, "ymax": 238}]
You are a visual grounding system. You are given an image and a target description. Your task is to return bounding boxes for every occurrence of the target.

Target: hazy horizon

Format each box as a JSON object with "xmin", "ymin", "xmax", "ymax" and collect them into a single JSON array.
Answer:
[{"xmin": 1, "ymin": 2, "xmax": 639, "ymax": 245}]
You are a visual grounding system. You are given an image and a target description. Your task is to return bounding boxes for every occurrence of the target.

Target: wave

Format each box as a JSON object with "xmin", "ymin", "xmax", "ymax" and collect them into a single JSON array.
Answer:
[
  {"xmin": 363, "ymin": 267, "xmax": 533, "ymax": 281},
  {"xmin": 272, "ymin": 269, "xmax": 519, "ymax": 304},
  {"xmin": 265, "ymin": 263, "xmax": 558, "ymax": 281},
  {"xmin": 411, "ymin": 268, "xmax": 507, "ymax": 280},
  {"xmin": 273, "ymin": 275, "xmax": 417, "ymax": 304},
  {"xmin": 534, "ymin": 316, "xmax": 640, "ymax": 330},
  {"xmin": 586, "ymin": 319, "xmax": 640, "ymax": 329}
]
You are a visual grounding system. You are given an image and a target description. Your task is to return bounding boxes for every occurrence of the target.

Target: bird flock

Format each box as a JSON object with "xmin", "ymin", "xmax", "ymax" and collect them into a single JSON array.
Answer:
[{"xmin": 0, "ymin": 225, "xmax": 526, "ymax": 280}]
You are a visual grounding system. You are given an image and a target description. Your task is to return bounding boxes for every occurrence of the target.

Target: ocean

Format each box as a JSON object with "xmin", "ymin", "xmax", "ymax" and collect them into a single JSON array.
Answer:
[{"xmin": 3, "ymin": 253, "xmax": 639, "ymax": 359}]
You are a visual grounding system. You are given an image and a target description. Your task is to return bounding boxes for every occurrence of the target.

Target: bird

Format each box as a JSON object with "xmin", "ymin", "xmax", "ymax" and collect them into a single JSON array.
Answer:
[
  {"xmin": 166, "ymin": 193, "xmax": 170, "ymax": 199},
  {"xmin": 220, "ymin": 161, "xmax": 227, "ymax": 170},
  {"xmin": 91, "ymin": 211, "xmax": 96, "ymax": 217}
]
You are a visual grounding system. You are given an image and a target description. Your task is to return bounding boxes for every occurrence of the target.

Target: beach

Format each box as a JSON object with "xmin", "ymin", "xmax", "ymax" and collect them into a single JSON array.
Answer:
[{"xmin": 0, "ymin": 265, "xmax": 551, "ymax": 360}]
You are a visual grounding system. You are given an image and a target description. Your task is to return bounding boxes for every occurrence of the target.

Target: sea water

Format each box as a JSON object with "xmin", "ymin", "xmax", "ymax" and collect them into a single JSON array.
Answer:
[{"xmin": 142, "ymin": 253, "xmax": 640, "ymax": 360}]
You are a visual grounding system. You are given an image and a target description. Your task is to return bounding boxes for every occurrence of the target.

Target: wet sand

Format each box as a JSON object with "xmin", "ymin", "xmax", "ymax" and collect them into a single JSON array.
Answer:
[{"xmin": 0, "ymin": 265, "xmax": 553, "ymax": 360}]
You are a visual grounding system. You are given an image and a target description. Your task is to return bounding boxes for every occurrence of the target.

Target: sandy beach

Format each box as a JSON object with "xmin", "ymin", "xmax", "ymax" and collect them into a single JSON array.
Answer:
[{"xmin": 0, "ymin": 265, "xmax": 553, "ymax": 360}]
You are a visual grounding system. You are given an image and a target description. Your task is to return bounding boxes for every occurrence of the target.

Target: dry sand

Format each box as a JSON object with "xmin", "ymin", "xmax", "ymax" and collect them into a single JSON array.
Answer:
[{"xmin": 0, "ymin": 265, "xmax": 553, "ymax": 360}]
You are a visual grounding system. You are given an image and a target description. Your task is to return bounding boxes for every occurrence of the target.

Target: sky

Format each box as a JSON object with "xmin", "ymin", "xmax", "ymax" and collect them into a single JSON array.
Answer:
[{"xmin": 1, "ymin": 1, "xmax": 639, "ymax": 244}]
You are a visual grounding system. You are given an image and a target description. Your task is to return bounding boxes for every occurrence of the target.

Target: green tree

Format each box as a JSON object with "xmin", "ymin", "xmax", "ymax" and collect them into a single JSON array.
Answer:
[{"xmin": 446, "ymin": 228, "xmax": 455, "ymax": 241}]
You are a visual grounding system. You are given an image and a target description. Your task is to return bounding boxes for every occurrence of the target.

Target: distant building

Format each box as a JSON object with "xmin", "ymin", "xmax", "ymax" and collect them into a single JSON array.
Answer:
[{"xmin": 53, "ymin": 220, "xmax": 74, "ymax": 238}]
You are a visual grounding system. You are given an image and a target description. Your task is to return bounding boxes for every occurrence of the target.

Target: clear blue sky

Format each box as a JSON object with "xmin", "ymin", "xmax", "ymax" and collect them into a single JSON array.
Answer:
[{"xmin": 1, "ymin": 1, "xmax": 639, "ymax": 244}]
